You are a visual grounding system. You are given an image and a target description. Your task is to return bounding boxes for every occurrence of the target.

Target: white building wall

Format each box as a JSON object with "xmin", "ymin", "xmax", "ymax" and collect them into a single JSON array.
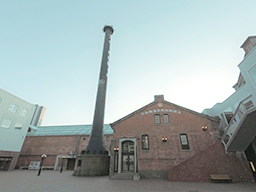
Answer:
[
  {"xmin": 238, "ymin": 46, "xmax": 256, "ymax": 96},
  {"xmin": 205, "ymin": 84, "xmax": 255, "ymax": 116},
  {"xmin": 203, "ymin": 46, "xmax": 256, "ymax": 119},
  {"xmin": 0, "ymin": 89, "xmax": 36, "ymax": 152}
]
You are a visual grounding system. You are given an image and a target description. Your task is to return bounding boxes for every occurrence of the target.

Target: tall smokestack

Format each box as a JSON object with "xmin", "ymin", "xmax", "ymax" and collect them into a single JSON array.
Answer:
[
  {"xmin": 84, "ymin": 25, "xmax": 114, "ymax": 155},
  {"xmin": 73, "ymin": 25, "xmax": 114, "ymax": 176}
]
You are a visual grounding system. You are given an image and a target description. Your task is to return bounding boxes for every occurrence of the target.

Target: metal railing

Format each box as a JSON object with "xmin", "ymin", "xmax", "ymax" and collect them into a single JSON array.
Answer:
[{"xmin": 221, "ymin": 95, "xmax": 255, "ymax": 151}]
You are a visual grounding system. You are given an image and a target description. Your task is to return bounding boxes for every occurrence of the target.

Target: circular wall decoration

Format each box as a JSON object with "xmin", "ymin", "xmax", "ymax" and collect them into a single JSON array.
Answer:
[{"xmin": 158, "ymin": 103, "xmax": 163, "ymax": 108}]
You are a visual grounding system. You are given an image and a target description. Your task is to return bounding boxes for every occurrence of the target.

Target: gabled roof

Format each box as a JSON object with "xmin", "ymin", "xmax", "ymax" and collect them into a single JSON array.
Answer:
[
  {"xmin": 27, "ymin": 124, "xmax": 113, "ymax": 136},
  {"xmin": 110, "ymin": 95, "xmax": 218, "ymax": 127}
]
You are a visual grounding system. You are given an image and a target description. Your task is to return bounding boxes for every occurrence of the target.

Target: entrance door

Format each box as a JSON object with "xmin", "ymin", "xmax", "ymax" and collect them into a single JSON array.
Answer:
[
  {"xmin": 122, "ymin": 155, "xmax": 134, "ymax": 171},
  {"xmin": 122, "ymin": 141, "xmax": 134, "ymax": 172},
  {"xmin": 0, "ymin": 157, "xmax": 12, "ymax": 171},
  {"xmin": 67, "ymin": 158, "xmax": 76, "ymax": 170}
]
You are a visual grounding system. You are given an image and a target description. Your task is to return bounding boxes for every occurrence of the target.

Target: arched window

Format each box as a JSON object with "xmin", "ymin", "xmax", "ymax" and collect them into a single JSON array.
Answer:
[
  {"xmin": 122, "ymin": 141, "xmax": 134, "ymax": 153},
  {"xmin": 163, "ymin": 114, "xmax": 169, "ymax": 124},
  {"xmin": 142, "ymin": 134, "xmax": 149, "ymax": 150},
  {"xmin": 154, "ymin": 114, "xmax": 161, "ymax": 124},
  {"xmin": 77, "ymin": 160, "xmax": 82, "ymax": 167},
  {"xmin": 180, "ymin": 133, "xmax": 190, "ymax": 150}
]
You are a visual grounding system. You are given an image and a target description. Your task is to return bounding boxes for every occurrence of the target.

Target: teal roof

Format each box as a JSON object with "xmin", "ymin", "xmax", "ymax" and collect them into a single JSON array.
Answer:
[{"xmin": 27, "ymin": 124, "xmax": 113, "ymax": 136}]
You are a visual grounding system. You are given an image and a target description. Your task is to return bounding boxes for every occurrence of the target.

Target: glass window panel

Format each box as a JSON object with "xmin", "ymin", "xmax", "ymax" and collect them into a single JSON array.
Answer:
[
  {"xmin": 122, "ymin": 141, "xmax": 134, "ymax": 153},
  {"xmin": 142, "ymin": 135, "xmax": 149, "ymax": 150},
  {"xmin": 163, "ymin": 114, "xmax": 169, "ymax": 124},
  {"xmin": 8, "ymin": 104, "xmax": 19, "ymax": 113},
  {"xmin": 1, "ymin": 119, "xmax": 12, "ymax": 129},
  {"xmin": 180, "ymin": 134, "xmax": 190, "ymax": 150},
  {"xmin": 154, "ymin": 115, "xmax": 160, "ymax": 124},
  {"xmin": 14, "ymin": 123, "xmax": 23, "ymax": 131},
  {"xmin": 180, "ymin": 135, "xmax": 188, "ymax": 145},
  {"xmin": 20, "ymin": 109, "xmax": 28, "ymax": 117},
  {"xmin": 244, "ymin": 100, "xmax": 254, "ymax": 110}
]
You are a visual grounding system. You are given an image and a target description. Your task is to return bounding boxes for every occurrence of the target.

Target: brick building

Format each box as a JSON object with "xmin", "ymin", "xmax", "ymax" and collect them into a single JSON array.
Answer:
[
  {"xmin": 17, "ymin": 95, "xmax": 254, "ymax": 182},
  {"xmin": 16, "ymin": 125, "xmax": 113, "ymax": 171},
  {"xmin": 203, "ymin": 36, "xmax": 256, "ymax": 179},
  {"xmin": 15, "ymin": 34, "xmax": 256, "ymax": 182},
  {"xmin": 109, "ymin": 95, "xmax": 253, "ymax": 182}
]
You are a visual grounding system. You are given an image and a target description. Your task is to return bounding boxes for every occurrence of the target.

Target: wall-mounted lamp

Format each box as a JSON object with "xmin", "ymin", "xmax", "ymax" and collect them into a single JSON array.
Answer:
[
  {"xmin": 202, "ymin": 125, "xmax": 208, "ymax": 131},
  {"xmin": 114, "ymin": 147, "xmax": 119, "ymax": 152},
  {"xmin": 162, "ymin": 136, "xmax": 167, "ymax": 142}
]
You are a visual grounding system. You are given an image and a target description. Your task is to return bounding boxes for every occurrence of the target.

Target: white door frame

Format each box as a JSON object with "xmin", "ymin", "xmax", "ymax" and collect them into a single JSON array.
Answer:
[{"xmin": 118, "ymin": 138, "xmax": 137, "ymax": 173}]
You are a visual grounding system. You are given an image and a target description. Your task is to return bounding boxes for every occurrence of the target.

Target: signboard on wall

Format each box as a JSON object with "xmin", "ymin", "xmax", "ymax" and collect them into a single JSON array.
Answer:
[{"xmin": 28, "ymin": 161, "xmax": 40, "ymax": 170}]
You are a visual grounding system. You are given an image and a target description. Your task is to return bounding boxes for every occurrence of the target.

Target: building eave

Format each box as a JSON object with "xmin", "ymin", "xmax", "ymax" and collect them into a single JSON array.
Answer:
[
  {"xmin": 240, "ymin": 36, "xmax": 256, "ymax": 48},
  {"xmin": 162, "ymin": 100, "xmax": 219, "ymax": 122},
  {"xmin": 110, "ymin": 100, "xmax": 157, "ymax": 127},
  {"xmin": 110, "ymin": 96, "xmax": 219, "ymax": 127}
]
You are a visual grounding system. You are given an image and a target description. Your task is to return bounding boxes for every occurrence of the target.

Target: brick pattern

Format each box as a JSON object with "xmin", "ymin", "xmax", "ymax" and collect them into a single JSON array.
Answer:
[
  {"xmin": 17, "ymin": 95, "xmax": 254, "ymax": 182},
  {"xmin": 17, "ymin": 135, "xmax": 113, "ymax": 168},
  {"xmin": 73, "ymin": 155, "xmax": 110, "ymax": 176},
  {"xmin": 112, "ymin": 101, "xmax": 220, "ymax": 172},
  {"xmin": 110, "ymin": 97, "xmax": 253, "ymax": 181},
  {"xmin": 167, "ymin": 142, "xmax": 253, "ymax": 182}
]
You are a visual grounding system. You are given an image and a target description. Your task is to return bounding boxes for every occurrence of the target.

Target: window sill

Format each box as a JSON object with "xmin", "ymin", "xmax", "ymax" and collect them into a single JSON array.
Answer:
[
  {"xmin": 181, "ymin": 149, "xmax": 191, "ymax": 151},
  {"xmin": 141, "ymin": 149, "xmax": 150, "ymax": 152}
]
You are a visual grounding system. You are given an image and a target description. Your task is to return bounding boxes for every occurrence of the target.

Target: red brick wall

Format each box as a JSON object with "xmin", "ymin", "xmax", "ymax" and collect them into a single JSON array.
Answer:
[
  {"xmin": 17, "ymin": 155, "xmax": 57, "ymax": 167},
  {"xmin": 20, "ymin": 136, "xmax": 78, "ymax": 156},
  {"xmin": 17, "ymin": 134, "xmax": 113, "ymax": 168},
  {"xmin": 167, "ymin": 141, "xmax": 253, "ymax": 182},
  {"xmin": 112, "ymin": 101, "xmax": 220, "ymax": 173},
  {"xmin": 111, "ymin": 97, "xmax": 253, "ymax": 181}
]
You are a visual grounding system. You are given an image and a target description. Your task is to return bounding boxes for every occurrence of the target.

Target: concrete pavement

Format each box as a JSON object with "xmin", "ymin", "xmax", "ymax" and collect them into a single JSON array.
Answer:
[{"xmin": 0, "ymin": 170, "xmax": 255, "ymax": 192}]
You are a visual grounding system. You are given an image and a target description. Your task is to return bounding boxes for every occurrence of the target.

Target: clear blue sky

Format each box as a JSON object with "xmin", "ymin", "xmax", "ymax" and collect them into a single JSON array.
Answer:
[{"xmin": 1, "ymin": 1, "xmax": 255, "ymax": 126}]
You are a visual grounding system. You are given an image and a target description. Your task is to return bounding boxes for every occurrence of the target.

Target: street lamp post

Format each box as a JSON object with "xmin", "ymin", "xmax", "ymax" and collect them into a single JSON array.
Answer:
[
  {"xmin": 37, "ymin": 154, "xmax": 47, "ymax": 176},
  {"xmin": 60, "ymin": 155, "xmax": 66, "ymax": 173}
]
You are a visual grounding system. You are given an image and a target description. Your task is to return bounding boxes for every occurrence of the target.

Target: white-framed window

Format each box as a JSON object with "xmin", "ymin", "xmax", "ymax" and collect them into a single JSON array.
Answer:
[
  {"xmin": 8, "ymin": 104, "xmax": 19, "ymax": 113},
  {"xmin": 244, "ymin": 100, "xmax": 254, "ymax": 110},
  {"xmin": 1, "ymin": 119, "xmax": 12, "ymax": 129},
  {"xmin": 122, "ymin": 141, "xmax": 134, "ymax": 153},
  {"xmin": 163, "ymin": 114, "xmax": 170, "ymax": 124},
  {"xmin": 14, "ymin": 123, "xmax": 23, "ymax": 131},
  {"xmin": 180, "ymin": 133, "xmax": 190, "ymax": 150},
  {"xmin": 154, "ymin": 114, "xmax": 161, "ymax": 124},
  {"xmin": 142, "ymin": 134, "xmax": 149, "ymax": 150},
  {"xmin": 20, "ymin": 109, "xmax": 29, "ymax": 117}
]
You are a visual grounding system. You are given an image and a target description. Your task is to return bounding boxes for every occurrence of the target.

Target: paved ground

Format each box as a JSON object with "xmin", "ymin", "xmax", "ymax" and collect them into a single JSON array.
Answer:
[{"xmin": 0, "ymin": 170, "xmax": 255, "ymax": 192}]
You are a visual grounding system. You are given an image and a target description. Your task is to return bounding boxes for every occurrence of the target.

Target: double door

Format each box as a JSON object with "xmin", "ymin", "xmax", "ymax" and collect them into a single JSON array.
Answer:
[
  {"xmin": 122, "ymin": 141, "xmax": 134, "ymax": 172},
  {"xmin": 122, "ymin": 154, "xmax": 134, "ymax": 171}
]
